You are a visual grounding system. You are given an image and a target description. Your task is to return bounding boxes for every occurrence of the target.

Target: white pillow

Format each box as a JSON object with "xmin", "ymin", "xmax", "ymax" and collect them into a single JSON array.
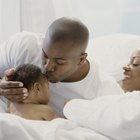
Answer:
[
  {"xmin": 87, "ymin": 33, "xmax": 140, "ymax": 82},
  {"xmin": 0, "ymin": 31, "xmax": 44, "ymax": 78}
]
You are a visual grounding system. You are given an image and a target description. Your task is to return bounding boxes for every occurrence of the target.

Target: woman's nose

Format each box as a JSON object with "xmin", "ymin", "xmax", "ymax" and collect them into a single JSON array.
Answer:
[{"xmin": 123, "ymin": 64, "xmax": 131, "ymax": 71}]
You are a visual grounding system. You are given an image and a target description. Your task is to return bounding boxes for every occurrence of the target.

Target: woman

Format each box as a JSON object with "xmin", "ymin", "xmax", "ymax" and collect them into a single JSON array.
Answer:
[
  {"xmin": 63, "ymin": 49, "xmax": 140, "ymax": 140},
  {"xmin": 122, "ymin": 49, "xmax": 140, "ymax": 92}
]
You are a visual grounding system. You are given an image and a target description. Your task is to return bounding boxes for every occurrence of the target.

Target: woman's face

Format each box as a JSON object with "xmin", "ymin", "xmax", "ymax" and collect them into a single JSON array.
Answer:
[{"xmin": 122, "ymin": 50, "xmax": 140, "ymax": 92}]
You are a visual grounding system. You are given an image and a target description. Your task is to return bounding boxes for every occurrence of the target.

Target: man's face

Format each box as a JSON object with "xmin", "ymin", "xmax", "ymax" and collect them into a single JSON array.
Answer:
[
  {"xmin": 42, "ymin": 39, "xmax": 81, "ymax": 83},
  {"xmin": 122, "ymin": 50, "xmax": 140, "ymax": 92}
]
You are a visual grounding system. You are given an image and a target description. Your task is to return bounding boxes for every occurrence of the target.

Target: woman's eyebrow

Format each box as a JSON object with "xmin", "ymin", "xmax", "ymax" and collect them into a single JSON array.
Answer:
[
  {"xmin": 132, "ymin": 56, "xmax": 140, "ymax": 58},
  {"xmin": 131, "ymin": 56, "xmax": 140, "ymax": 60},
  {"xmin": 130, "ymin": 56, "xmax": 140, "ymax": 64}
]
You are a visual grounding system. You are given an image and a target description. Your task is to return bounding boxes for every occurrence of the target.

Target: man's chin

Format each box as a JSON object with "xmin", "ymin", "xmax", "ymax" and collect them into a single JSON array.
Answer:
[
  {"xmin": 48, "ymin": 78, "xmax": 60, "ymax": 83},
  {"xmin": 49, "ymin": 81, "xmax": 58, "ymax": 83}
]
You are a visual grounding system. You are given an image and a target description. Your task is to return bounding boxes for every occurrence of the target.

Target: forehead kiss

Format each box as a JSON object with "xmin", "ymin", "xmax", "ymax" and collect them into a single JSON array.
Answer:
[{"xmin": 40, "ymin": 17, "xmax": 89, "ymax": 83}]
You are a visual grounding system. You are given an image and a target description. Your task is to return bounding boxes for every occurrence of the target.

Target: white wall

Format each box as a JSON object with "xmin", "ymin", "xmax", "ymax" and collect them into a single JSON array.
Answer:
[
  {"xmin": 0, "ymin": 0, "xmax": 20, "ymax": 44},
  {"xmin": 0, "ymin": 0, "xmax": 140, "ymax": 43},
  {"xmin": 20, "ymin": 0, "xmax": 55, "ymax": 33},
  {"xmin": 52, "ymin": 0, "xmax": 140, "ymax": 38}
]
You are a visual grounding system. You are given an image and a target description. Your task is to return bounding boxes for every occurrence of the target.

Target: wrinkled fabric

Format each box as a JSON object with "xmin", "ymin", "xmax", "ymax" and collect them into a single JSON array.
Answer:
[
  {"xmin": 64, "ymin": 91, "xmax": 140, "ymax": 140},
  {"xmin": 0, "ymin": 114, "xmax": 110, "ymax": 140}
]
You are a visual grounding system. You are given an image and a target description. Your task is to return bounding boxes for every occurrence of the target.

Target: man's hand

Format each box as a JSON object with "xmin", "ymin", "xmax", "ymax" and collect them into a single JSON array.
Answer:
[{"xmin": 0, "ymin": 68, "xmax": 28, "ymax": 102}]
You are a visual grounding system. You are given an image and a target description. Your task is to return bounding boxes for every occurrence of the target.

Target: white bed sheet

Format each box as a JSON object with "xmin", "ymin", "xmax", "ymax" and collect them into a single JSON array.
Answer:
[
  {"xmin": 0, "ymin": 92, "xmax": 140, "ymax": 139},
  {"xmin": 0, "ymin": 33, "xmax": 140, "ymax": 139},
  {"xmin": 0, "ymin": 113, "xmax": 110, "ymax": 140}
]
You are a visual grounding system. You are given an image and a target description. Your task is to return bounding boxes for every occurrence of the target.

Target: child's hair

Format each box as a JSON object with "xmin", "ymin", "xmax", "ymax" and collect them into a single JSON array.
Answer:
[{"xmin": 11, "ymin": 64, "xmax": 46, "ymax": 90}]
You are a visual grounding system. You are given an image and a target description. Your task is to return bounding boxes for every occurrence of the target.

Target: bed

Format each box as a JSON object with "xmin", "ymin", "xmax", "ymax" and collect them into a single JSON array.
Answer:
[
  {"xmin": 0, "ymin": 91, "xmax": 140, "ymax": 140},
  {"xmin": 0, "ymin": 33, "xmax": 140, "ymax": 140}
]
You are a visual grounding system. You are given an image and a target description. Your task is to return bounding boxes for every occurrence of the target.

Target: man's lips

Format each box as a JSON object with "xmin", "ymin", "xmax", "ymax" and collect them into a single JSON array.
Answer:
[
  {"xmin": 45, "ymin": 73, "xmax": 53, "ymax": 78},
  {"xmin": 45, "ymin": 73, "xmax": 59, "ymax": 83},
  {"xmin": 45, "ymin": 72, "xmax": 57, "ymax": 80}
]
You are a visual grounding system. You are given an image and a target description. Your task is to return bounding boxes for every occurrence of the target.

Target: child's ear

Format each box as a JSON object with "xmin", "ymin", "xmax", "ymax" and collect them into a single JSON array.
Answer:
[
  {"xmin": 79, "ymin": 53, "xmax": 87, "ymax": 65},
  {"xmin": 33, "ymin": 82, "xmax": 41, "ymax": 94}
]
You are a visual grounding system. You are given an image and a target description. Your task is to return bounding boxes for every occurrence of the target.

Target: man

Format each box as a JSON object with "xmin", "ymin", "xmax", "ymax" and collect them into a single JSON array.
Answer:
[{"xmin": 0, "ymin": 17, "xmax": 123, "ymax": 116}]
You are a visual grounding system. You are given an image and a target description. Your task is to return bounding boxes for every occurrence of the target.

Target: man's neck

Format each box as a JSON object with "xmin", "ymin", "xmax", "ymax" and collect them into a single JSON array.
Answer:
[{"xmin": 62, "ymin": 60, "xmax": 90, "ymax": 82}]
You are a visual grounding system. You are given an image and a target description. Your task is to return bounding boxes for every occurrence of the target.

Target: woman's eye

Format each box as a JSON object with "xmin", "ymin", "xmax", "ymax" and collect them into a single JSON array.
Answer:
[{"xmin": 132, "ymin": 64, "xmax": 139, "ymax": 67}]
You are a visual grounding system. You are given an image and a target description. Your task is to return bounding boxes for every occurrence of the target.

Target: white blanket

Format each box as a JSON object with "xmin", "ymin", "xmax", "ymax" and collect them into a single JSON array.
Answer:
[
  {"xmin": 64, "ymin": 91, "xmax": 140, "ymax": 140},
  {"xmin": 0, "ymin": 114, "xmax": 110, "ymax": 140},
  {"xmin": 0, "ymin": 92, "xmax": 140, "ymax": 139}
]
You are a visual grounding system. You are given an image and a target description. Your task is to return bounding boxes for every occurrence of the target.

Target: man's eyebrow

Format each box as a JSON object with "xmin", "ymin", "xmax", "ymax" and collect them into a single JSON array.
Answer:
[
  {"xmin": 42, "ymin": 48, "xmax": 48, "ymax": 57},
  {"xmin": 42, "ymin": 48, "xmax": 67, "ymax": 60}
]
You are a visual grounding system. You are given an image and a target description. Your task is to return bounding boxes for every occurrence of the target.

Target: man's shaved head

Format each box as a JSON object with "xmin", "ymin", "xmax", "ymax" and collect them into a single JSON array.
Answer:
[
  {"xmin": 46, "ymin": 17, "xmax": 89, "ymax": 53},
  {"xmin": 42, "ymin": 17, "xmax": 89, "ymax": 83}
]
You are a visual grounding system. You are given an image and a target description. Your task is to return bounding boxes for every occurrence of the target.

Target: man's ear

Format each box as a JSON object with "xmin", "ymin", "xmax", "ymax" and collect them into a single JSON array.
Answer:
[{"xmin": 79, "ymin": 53, "xmax": 87, "ymax": 65}]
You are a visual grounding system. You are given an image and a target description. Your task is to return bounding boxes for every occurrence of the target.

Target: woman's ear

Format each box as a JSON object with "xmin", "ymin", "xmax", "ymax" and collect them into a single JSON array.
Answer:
[{"xmin": 79, "ymin": 53, "xmax": 87, "ymax": 65}]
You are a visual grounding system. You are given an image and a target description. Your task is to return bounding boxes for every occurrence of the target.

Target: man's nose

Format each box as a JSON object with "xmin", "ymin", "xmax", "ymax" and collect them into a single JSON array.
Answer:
[{"xmin": 45, "ymin": 59, "xmax": 55, "ymax": 72}]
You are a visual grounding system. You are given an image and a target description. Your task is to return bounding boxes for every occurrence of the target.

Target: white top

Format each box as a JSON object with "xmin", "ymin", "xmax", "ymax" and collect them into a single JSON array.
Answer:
[
  {"xmin": 0, "ymin": 31, "xmax": 123, "ymax": 116},
  {"xmin": 49, "ymin": 58, "xmax": 123, "ymax": 116}
]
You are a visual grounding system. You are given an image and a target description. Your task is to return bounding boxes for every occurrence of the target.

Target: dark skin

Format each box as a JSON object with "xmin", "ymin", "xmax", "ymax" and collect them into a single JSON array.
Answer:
[
  {"xmin": 42, "ymin": 38, "xmax": 89, "ymax": 83},
  {"xmin": 0, "ymin": 40, "xmax": 89, "ymax": 101},
  {"xmin": 0, "ymin": 69, "xmax": 28, "ymax": 102},
  {"xmin": 122, "ymin": 50, "xmax": 140, "ymax": 92},
  {"xmin": 0, "ymin": 17, "xmax": 89, "ymax": 102}
]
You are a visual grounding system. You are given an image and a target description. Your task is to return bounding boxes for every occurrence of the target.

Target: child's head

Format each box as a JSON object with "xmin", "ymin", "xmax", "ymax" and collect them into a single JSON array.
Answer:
[{"xmin": 11, "ymin": 64, "xmax": 50, "ymax": 104}]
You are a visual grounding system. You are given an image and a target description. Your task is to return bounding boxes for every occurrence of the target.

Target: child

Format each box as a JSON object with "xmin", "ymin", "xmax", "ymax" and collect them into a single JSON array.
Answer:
[{"xmin": 8, "ymin": 64, "xmax": 58, "ymax": 121}]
